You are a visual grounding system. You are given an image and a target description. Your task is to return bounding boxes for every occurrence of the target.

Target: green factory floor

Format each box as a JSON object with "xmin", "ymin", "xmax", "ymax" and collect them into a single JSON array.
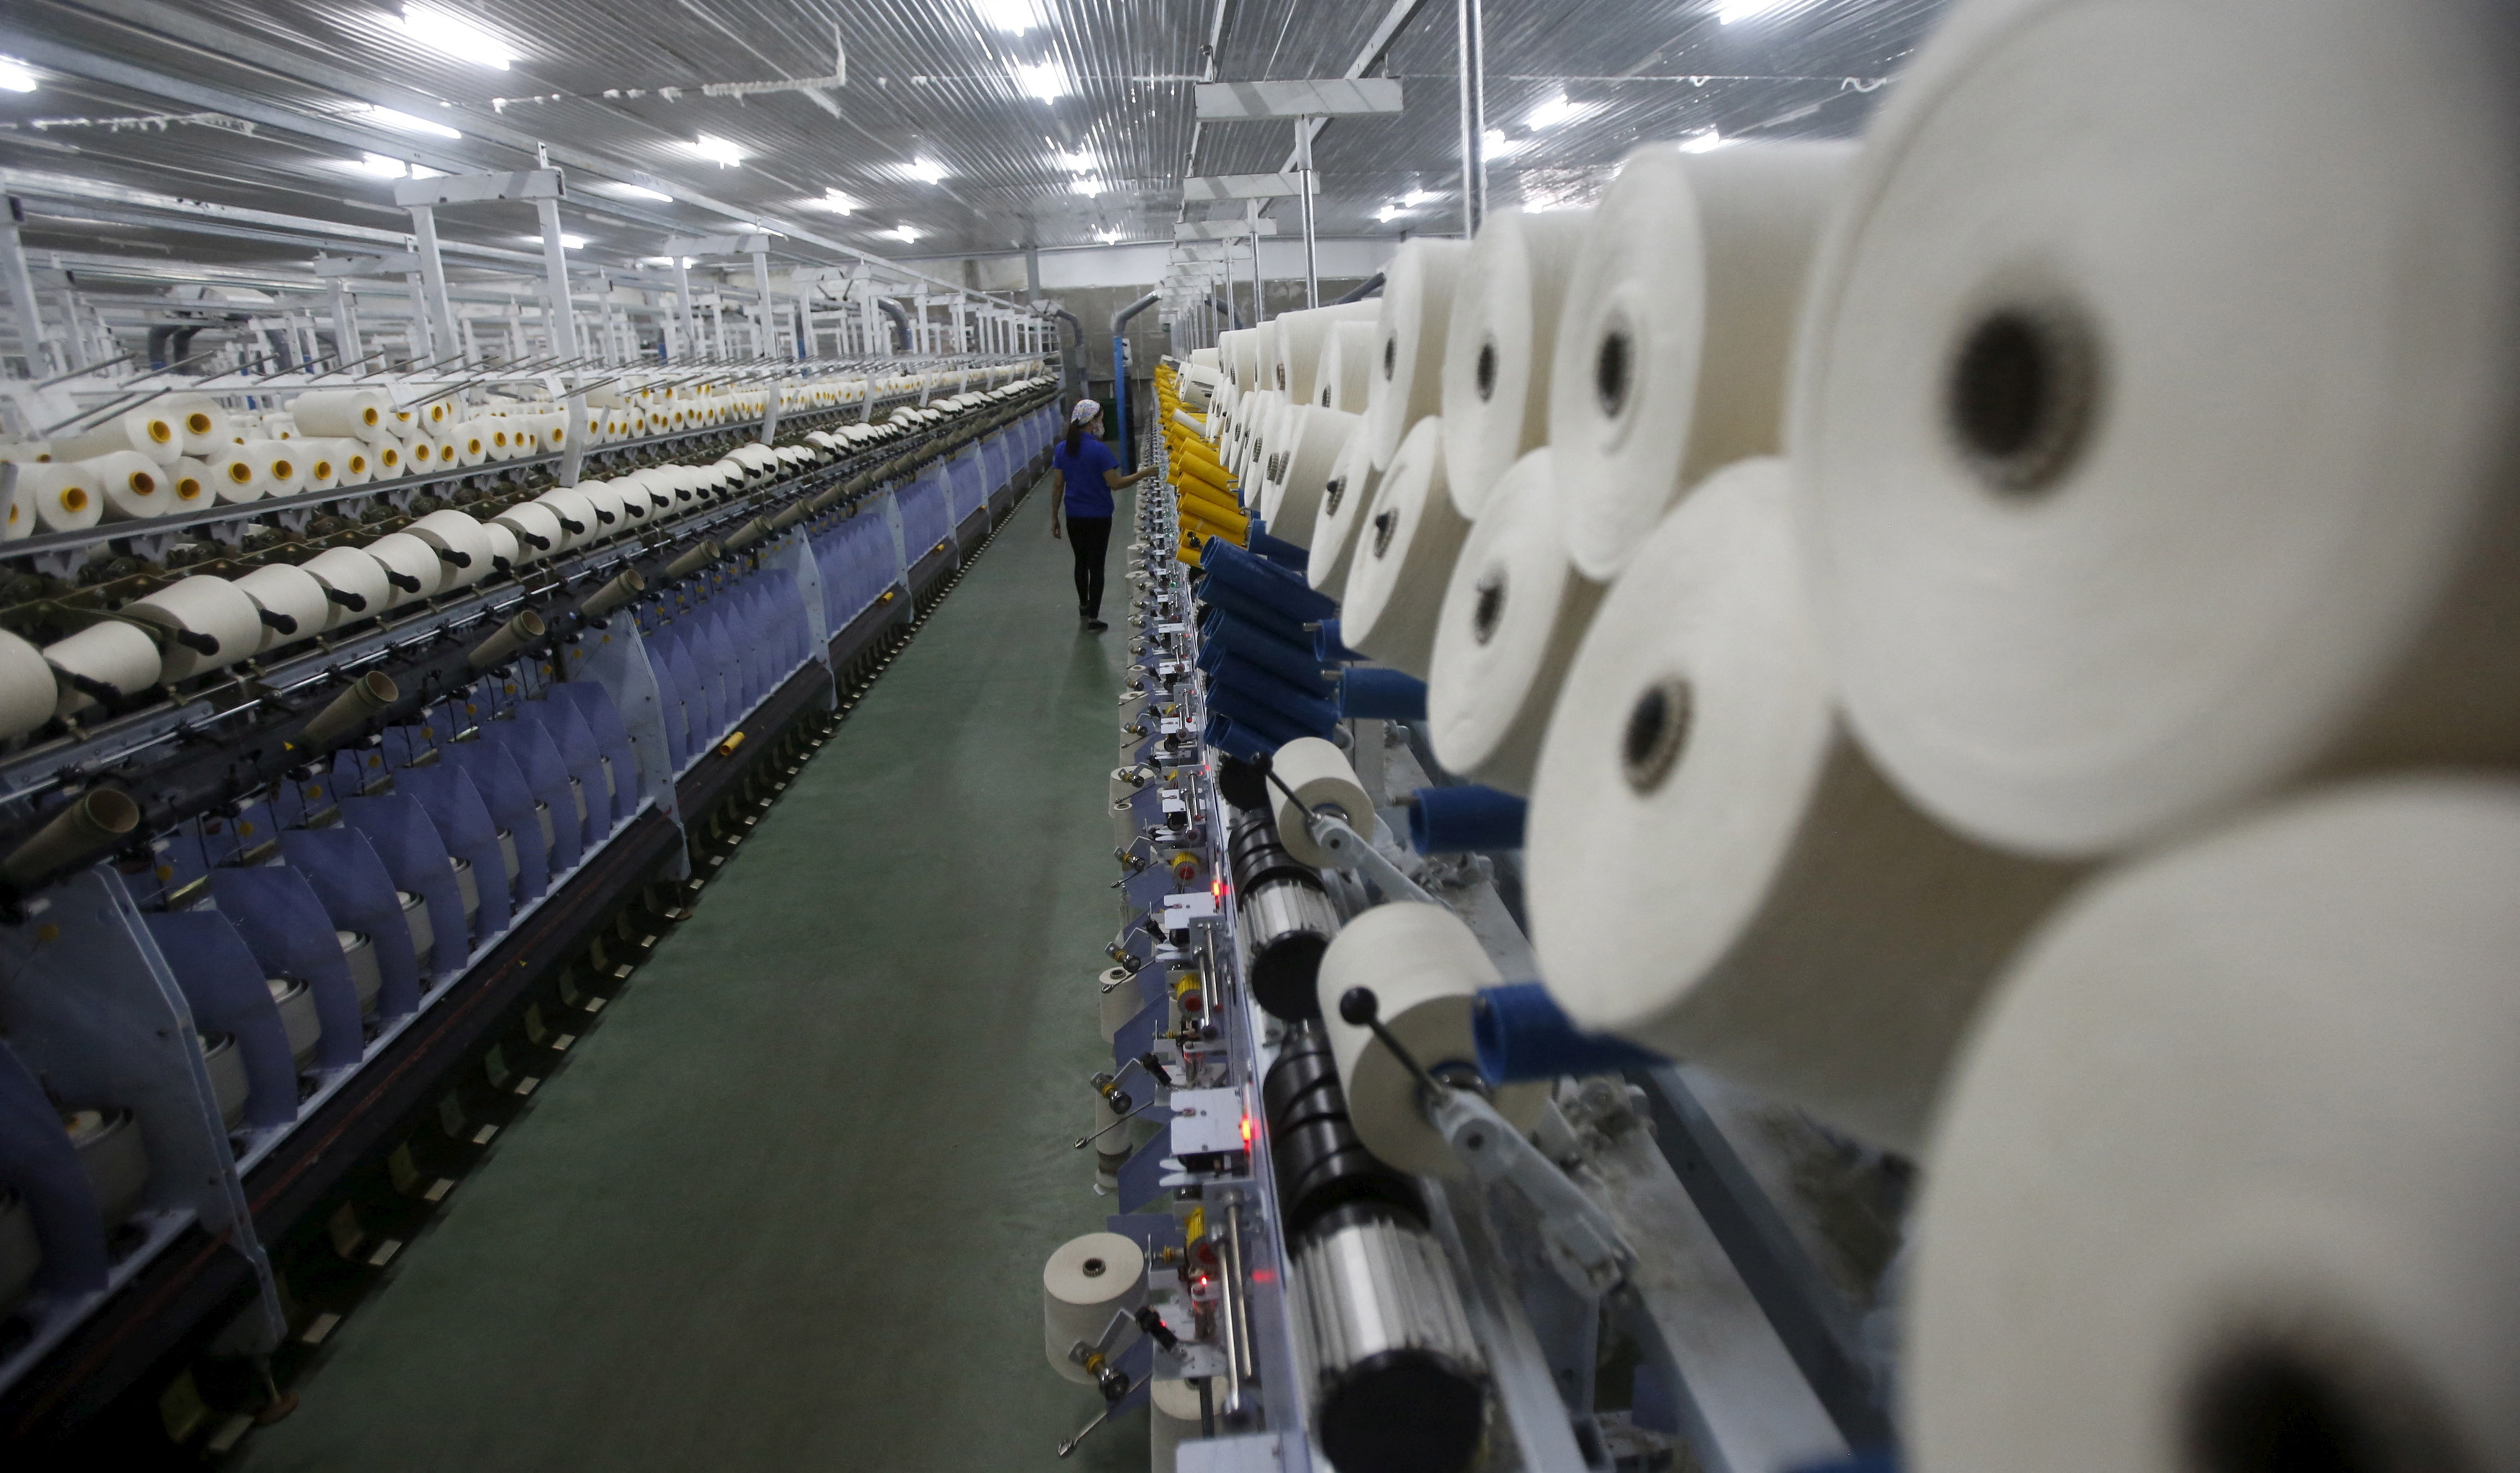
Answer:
[{"xmin": 237, "ymin": 478, "xmax": 1148, "ymax": 1473}]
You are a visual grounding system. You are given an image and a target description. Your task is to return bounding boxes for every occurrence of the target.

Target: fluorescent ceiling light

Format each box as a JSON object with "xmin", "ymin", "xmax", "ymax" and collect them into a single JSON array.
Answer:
[
  {"xmin": 812, "ymin": 189, "xmax": 861, "ymax": 214},
  {"xmin": 1482, "ymin": 128, "xmax": 1525, "ymax": 158},
  {"xmin": 391, "ymin": 5, "xmax": 517, "ymax": 68},
  {"xmin": 898, "ymin": 158, "xmax": 948, "ymax": 184},
  {"xmin": 1070, "ymin": 177, "xmax": 1107, "ymax": 197},
  {"xmin": 690, "ymin": 134, "xmax": 745, "ymax": 167},
  {"xmin": 0, "ymin": 56, "xmax": 38, "ymax": 93},
  {"xmin": 1374, "ymin": 204, "xmax": 1407, "ymax": 223},
  {"xmin": 1719, "ymin": 0, "xmax": 1792, "ymax": 22},
  {"xmin": 355, "ymin": 152, "xmax": 413, "ymax": 177},
  {"xmin": 973, "ymin": 0, "xmax": 1043, "ymax": 34},
  {"xmin": 1053, "ymin": 148, "xmax": 1096, "ymax": 172},
  {"xmin": 1399, "ymin": 189, "xmax": 1439, "ymax": 207},
  {"xmin": 526, "ymin": 233, "xmax": 588, "ymax": 249},
  {"xmin": 1094, "ymin": 228, "xmax": 1125, "ymax": 244},
  {"xmin": 365, "ymin": 104, "xmax": 463, "ymax": 139},
  {"xmin": 1014, "ymin": 60, "xmax": 1069, "ymax": 102},
  {"xmin": 1525, "ymin": 92, "xmax": 1583, "ymax": 130},
  {"xmin": 1680, "ymin": 129, "xmax": 1729, "ymax": 153},
  {"xmin": 881, "ymin": 224, "xmax": 922, "ymax": 243},
  {"xmin": 615, "ymin": 182, "xmax": 674, "ymax": 202}
]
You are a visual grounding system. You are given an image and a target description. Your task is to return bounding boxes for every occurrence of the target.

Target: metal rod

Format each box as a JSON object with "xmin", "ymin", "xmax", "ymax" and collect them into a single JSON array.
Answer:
[
  {"xmin": 1457, "ymin": 0, "xmax": 1487, "ymax": 237},
  {"xmin": 1297, "ymin": 117, "xmax": 1320, "ymax": 309}
]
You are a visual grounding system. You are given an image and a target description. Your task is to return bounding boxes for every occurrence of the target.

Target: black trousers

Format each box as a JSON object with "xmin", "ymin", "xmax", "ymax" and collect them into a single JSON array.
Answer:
[{"xmin": 1069, "ymin": 515, "xmax": 1112, "ymax": 618}]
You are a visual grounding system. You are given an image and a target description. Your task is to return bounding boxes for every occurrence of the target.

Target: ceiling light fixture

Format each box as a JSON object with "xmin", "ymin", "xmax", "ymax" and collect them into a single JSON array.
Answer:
[
  {"xmin": 1070, "ymin": 177, "xmax": 1107, "ymax": 197},
  {"xmin": 364, "ymin": 104, "xmax": 463, "ymax": 139},
  {"xmin": 1053, "ymin": 148, "xmax": 1096, "ymax": 172},
  {"xmin": 1374, "ymin": 204, "xmax": 1407, "ymax": 223},
  {"xmin": 690, "ymin": 134, "xmax": 746, "ymax": 167},
  {"xmin": 1680, "ymin": 129, "xmax": 1730, "ymax": 153},
  {"xmin": 1482, "ymin": 127, "xmax": 1526, "ymax": 158},
  {"xmin": 813, "ymin": 189, "xmax": 862, "ymax": 214},
  {"xmin": 1719, "ymin": 0, "xmax": 1793, "ymax": 22},
  {"xmin": 1400, "ymin": 188, "xmax": 1439, "ymax": 207},
  {"xmin": 973, "ymin": 0, "xmax": 1043, "ymax": 35},
  {"xmin": 525, "ymin": 233, "xmax": 588, "ymax": 249},
  {"xmin": 882, "ymin": 224, "xmax": 923, "ymax": 243},
  {"xmin": 1014, "ymin": 60, "xmax": 1070, "ymax": 102},
  {"xmin": 1525, "ymin": 92, "xmax": 1584, "ymax": 130},
  {"xmin": 0, "ymin": 56, "xmax": 38, "ymax": 93},
  {"xmin": 391, "ymin": 5, "xmax": 518, "ymax": 68},
  {"xmin": 1094, "ymin": 228, "xmax": 1126, "ymax": 244},
  {"xmin": 355, "ymin": 152, "xmax": 413, "ymax": 178},
  {"xmin": 616, "ymin": 183, "xmax": 673, "ymax": 202},
  {"xmin": 900, "ymin": 157, "xmax": 948, "ymax": 184}
]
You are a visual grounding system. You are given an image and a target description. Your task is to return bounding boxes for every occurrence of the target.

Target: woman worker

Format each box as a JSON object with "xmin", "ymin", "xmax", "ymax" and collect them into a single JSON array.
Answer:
[{"xmin": 1049, "ymin": 398, "xmax": 1156, "ymax": 632}]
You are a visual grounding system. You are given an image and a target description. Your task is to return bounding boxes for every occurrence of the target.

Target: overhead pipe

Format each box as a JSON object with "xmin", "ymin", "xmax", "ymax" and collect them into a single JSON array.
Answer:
[
  {"xmin": 1211, "ymin": 294, "xmax": 1241, "ymax": 330},
  {"xmin": 1110, "ymin": 291, "xmax": 1159, "ymax": 472},
  {"xmin": 1332, "ymin": 272, "xmax": 1386, "ymax": 305},
  {"xmin": 876, "ymin": 297, "xmax": 913, "ymax": 353}
]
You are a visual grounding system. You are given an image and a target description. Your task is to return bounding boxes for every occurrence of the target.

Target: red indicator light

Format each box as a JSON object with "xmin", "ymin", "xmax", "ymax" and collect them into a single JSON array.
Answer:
[{"xmin": 1239, "ymin": 1113, "xmax": 1254, "ymax": 1146}]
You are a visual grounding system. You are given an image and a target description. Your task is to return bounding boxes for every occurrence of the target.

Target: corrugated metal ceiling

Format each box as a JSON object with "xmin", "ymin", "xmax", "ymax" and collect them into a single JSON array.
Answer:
[{"xmin": 0, "ymin": 0, "xmax": 1948, "ymax": 281}]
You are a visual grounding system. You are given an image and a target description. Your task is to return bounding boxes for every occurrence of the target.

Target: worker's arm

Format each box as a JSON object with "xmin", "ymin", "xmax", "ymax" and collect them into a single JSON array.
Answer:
[{"xmin": 1103, "ymin": 467, "xmax": 1158, "ymax": 489}]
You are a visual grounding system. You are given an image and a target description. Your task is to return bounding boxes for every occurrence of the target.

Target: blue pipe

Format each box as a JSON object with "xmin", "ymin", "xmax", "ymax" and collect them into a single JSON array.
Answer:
[
  {"xmin": 1473, "ymin": 983, "xmax": 1669, "ymax": 1084},
  {"xmin": 1110, "ymin": 291, "xmax": 1158, "ymax": 472},
  {"xmin": 1408, "ymin": 785, "xmax": 1526, "ymax": 852},
  {"xmin": 1313, "ymin": 618, "xmax": 1367, "ymax": 664},
  {"xmin": 1338, "ymin": 667, "xmax": 1428, "ymax": 720}
]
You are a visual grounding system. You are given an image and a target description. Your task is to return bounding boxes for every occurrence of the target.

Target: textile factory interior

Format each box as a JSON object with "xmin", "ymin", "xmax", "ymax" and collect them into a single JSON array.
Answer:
[{"xmin": 0, "ymin": 0, "xmax": 2514, "ymax": 1469}]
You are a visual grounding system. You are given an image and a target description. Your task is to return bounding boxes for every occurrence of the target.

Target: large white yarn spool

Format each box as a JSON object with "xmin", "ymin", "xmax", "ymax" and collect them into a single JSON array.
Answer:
[
  {"xmin": 361, "ymin": 533, "xmax": 444, "ymax": 607},
  {"xmin": 42, "ymin": 622, "xmax": 161, "ymax": 716},
  {"xmin": 0, "ymin": 630, "xmax": 56, "ymax": 739},
  {"xmin": 291, "ymin": 389, "xmax": 397, "ymax": 446},
  {"xmin": 494, "ymin": 502, "xmax": 564, "ymax": 563},
  {"xmin": 1268, "ymin": 736, "xmax": 1375, "ymax": 869},
  {"xmin": 1437, "ymin": 207, "xmax": 1594, "ymax": 518},
  {"xmin": 1791, "ymin": 0, "xmax": 2520, "ymax": 860},
  {"xmin": 1259, "ymin": 407, "xmax": 1359, "ymax": 550},
  {"xmin": 1042, "ymin": 1231, "xmax": 1146, "ymax": 1383},
  {"xmin": 55, "ymin": 407, "xmax": 184, "ymax": 467},
  {"xmin": 1427, "ymin": 449, "xmax": 1603, "ymax": 794},
  {"xmin": 163, "ymin": 457, "xmax": 212, "ymax": 513},
  {"xmin": 14, "ymin": 462, "xmax": 102, "ymax": 535},
  {"xmin": 1222, "ymin": 328, "xmax": 1261, "ymax": 393},
  {"xmin": 200, "ymin": 446, "xmax": 266, "ymax": 505},
  {"xmin": 1525, "ymin": 459, "xmax": 2081, "ymax": 1153},
  {"xmin": 249, "ymin": 438, "xmax": 305, "ymax": 497},
  {"xmin": 300, "ymin": 548, "xmax": 393, "ymax": 628},
  {"xmin": 230, "ymin": 564, "xmax": 331, "ymax": 653},
  {"xmin": 1318, "ymin": 320, "xmax": 1378, "ymax": 413},
  {"xmin": 1151, "ymin": 1377, "xmax": 1205, "ymax": 1469},
  {"xmin": 1338, "ymin": 418, "xmax": 1470, "ymax": 680},
  {"xmin": 1305, "ymin": 431, "xmax": 1384, "ymax": 598},
  {"xmin": 163, "ymin": 395, "xmax": 232, "ymax": 459},
  {"xmin": 407, "ymin": 510, "xmax": 495, "ymax": 590},
  {"xmin": 86, "ymin": 451, "xmax": 171, "ymax": 522},
  {"xmin": 534, "ymin": 488, "xmax": 600, "ymax": 549},
  {"xmin": 130, "ymin": 575, "xmax": 264, "ymax": 681},
  {"xmin": 1316, "ymin": 901, "xmax": 1546, "ymax": 1179},
  {"xmin": 1364, "ymin": 239, "xmax": 1472, "ymax": 471},
  {"xmin": 1550, "ymin": 140, "xmax": 1852, "ymax": 580},
  {"xmin": 1907, "ymin": 776, "xmax": 2520, "ymax": 1473},
  {"xmin": 1271, "ymin": 302, "xmax": 1380, "ymax": 404}
]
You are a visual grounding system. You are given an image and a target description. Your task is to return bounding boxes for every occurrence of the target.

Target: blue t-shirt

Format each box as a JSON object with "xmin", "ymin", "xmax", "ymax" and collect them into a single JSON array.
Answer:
[{"xmin": 1054, "ymin": 432, "xmax": 1120, "ymax": 518}]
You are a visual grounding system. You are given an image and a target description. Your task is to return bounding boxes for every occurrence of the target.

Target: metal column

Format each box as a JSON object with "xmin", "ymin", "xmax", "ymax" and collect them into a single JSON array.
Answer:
[
  {"xmin": 1, "ymin": 198, "xmax": 59, "ymax": 378},
  {"xmin": 407, "ymin": 203, "xmax": 464, "ymax": 364},
  {"xmin": 1457, "ymin": 0, "xmax": 1488, "ymax": 237},
  {"xmin": 534, "ymin": 194, "xmax": 582, "ymax": 364},
  {"xmin": 1296, "ymin": 120, "xmax": 1320, "ymax": 308}
]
